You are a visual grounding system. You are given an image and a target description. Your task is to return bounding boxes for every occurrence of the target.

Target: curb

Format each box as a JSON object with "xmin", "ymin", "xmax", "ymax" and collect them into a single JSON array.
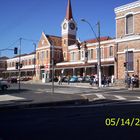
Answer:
[{"xmin": 0, "ymin": 98, "xmax": 89, "ymax": 111}]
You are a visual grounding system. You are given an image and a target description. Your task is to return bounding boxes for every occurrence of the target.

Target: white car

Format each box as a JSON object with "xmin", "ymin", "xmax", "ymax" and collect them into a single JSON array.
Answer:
[{"xmin": 0, "ymin": 78, "xmax": 10, "ymax": 91}]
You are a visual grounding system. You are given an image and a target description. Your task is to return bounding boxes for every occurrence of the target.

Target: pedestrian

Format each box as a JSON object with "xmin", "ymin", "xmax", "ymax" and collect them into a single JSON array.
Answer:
[
  {"xmin": 89, "ymin": 75, "xmax": 94, "ymax": 86},
  {"xmin": 111, "ymin": 75, "xmax": 115, "ymax": 85},
  {"xmin": 67, "ymin": 75, "xmax": 71, "ymax": 85},
  {"xmin": 127, "ymin": 74, "xmax": 131, "ymax": 88},
  {"xmin": 131, "ymin": 74, "xmax": 135, "ymax": 90},
  {"xmin": 58, "ymin": 75, "xmax": 62, "ymax": 85}
]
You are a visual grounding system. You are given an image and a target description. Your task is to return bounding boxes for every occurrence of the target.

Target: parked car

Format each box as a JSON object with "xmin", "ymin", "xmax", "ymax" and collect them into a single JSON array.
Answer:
[
  {"xmin": 82, "ymin": 76, "xmax": 91, "ymax": 83},
  {"xmin": 69, "ymin": 76, "xmax": 78, "ymax": 83},
  {"xmin": 0, "ymin": 78, "xmax": 10, "ymax": 91},
  {"xmin": 7, "ymin": 77, "xmax": 17, "ymax": 83}
]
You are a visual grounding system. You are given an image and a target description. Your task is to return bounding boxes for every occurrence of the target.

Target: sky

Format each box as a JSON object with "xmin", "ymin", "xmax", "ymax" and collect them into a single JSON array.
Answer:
[{"xmin": 0, "ymin": 0, "xmax": 136, "ymax": 58}]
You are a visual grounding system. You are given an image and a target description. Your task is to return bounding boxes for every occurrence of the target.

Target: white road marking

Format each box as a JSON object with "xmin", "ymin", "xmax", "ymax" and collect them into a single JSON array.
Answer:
[
  {"xmin": 95, "ymin": 93, "xmax": 106, "ymax": 99},
  {"xmin": 129, "ymin": 97, "xmax": 140, "ymax": 102},
  {"xmin": 137, "ymin": 97, "xmax": 140, "ymax": 99},
  {"xmin": 0, "ymin": 95, "xmax": 25, "ymax": 102},
  {"xmin": 114, "ymin": 95, "xmax": 126, "ymax": 100}
]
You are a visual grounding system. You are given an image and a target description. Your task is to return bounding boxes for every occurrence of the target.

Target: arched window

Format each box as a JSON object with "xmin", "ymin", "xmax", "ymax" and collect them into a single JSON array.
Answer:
[{"xmin": 126, "ymin": 14, "xmax": 133, "ymax": 34}]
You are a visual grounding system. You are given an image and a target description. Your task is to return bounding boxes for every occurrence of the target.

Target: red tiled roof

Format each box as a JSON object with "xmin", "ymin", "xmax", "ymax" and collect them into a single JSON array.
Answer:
[
  {"xmin": 84, "ymin": 36, "xmax": 112, "ymax": 44},
  {"xmin": 13, "ymin": 52, "xmax": 35, "ymax": 58},
  {"xmin": 46, "ymin": 35, "xmax": 62, "ymax": 46}
]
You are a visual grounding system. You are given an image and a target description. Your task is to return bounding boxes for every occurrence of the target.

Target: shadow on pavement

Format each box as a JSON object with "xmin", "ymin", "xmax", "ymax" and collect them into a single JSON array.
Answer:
[{"xmin": 0, "ymin": 89, "xmax": 30, "ymax": 95}]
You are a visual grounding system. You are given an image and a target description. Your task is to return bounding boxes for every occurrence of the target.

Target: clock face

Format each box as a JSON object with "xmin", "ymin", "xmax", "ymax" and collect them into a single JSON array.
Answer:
[
  {"xmin": 69, "ymin": 23, "xmax": 75, "ymax": 30},
  {"xmin": 63, "ymin": 23, "xmax": 67, "ymax": 29}
]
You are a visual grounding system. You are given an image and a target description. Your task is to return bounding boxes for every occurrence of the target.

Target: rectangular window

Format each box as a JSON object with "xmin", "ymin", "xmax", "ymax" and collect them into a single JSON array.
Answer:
[
  {"xmin": 91, "ymin": 49, "xmax": 93, "ymax": 59},
  {"xmin": 81, "ymin": 51, "xmax": 84, "ymax": 60},
  {"xmin": 125, "ymin": 51, "xmax": 133, "ymax": 71},
  {"xmin": 71, "ymin": 52, "xmax": 77, "ymax": 62},
  {"xmin": 109, "ymin": 46, "xmax": 113, "ymax": 57},
  {"xmin": 46, "ymin": 50, "xmax": 48, "ymax": 58},
  {"xmin": 88, "ymin": 50, "xmax": 91, "ymax": 60},
  {"xmin": 101, "ymin": 48, "xmax": 104, "ymax": 59},
  {"xmin": 126, "ymin": 14, "xmax": 133, "ymax": 34},
  {"xmin": 78, "ymin": 51, "xmax": 81, "ymax": 60}
]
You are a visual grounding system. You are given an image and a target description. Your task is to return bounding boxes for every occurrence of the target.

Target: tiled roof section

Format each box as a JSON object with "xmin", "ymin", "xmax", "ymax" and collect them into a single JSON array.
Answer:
[
  {"xmin": 46, "ymin": 35, "xmax": 62, "ymax": 46},
  {"xmin": 13, "ymin": 52, "xmax": 35, "ymax": 58},
  {"xmin": 66, "ymin": 0, "xmax": 73, "ymax": 20},
  {"xmin": 85, "ymin": 36, "xmax": 112, "ymax": 44},
  {"xmin": 0, "ymin": 56, "xmax": 9, "ymax": 60}
]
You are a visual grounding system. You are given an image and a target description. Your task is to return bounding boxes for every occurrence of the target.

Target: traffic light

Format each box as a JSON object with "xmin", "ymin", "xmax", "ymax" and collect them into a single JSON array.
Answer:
[
  {"xmin": 95, "ymin": 64, "xmax": 97, "ymax": 69},
  {"xmin": 20, "ymin": 63, "xmax": 23, "ymax": 68},
  {"xmin": 124, "ymin": 62, "xmax": 126, "ymax": 67},
  {"xmin": 14, "ymin": 47, "xmax": 18, "ymax": 54},
  {"xmin": 15, "ymin": 62, "xmax": 19, "ymax": 69}
]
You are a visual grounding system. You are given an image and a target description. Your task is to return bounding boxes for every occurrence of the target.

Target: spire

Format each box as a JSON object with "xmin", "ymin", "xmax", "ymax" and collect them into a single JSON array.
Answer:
[{"xmin": 66, "ymin": 0, "xmax": 73, "ymax": 20}]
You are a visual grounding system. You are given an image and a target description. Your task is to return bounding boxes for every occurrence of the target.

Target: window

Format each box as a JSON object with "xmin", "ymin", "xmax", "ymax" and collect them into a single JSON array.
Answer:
[
  {"xmin": 41, "ymin": 51, "xmax": 45, "ymax": 60},
  {"xmin": 125, "ymin": 51, "xmax": 133, "ymax": 71},
  {"xmin": 96, "ymin": 48, "xmax": 99, "ymax": 59},
  {"xmin": 46, "ymin": 50, "xmax": 48, "ymax": 58},
  {"xmin": 81, "ymin": 51, "xmax": 84, "ymax": 59},
  {"xmin": 87, "ymin": 50, "xmax": 90, "ymax": 60},
  {"xmin": 29, "ymin": 59, "xmax": 31, "ymax": 65},
  {"xmin": 91, "ymin": 49, "xmax": 93, "ymax": 59},
  {"xmin": 37, "ymin": 52, "xmax": 39, "ymax": 60},
  {"xmin": 71, "ymin": 52, "xmax": 76, "ymax": 62},
  {"xmin": 109, "ymin": 46, "xmax": 113, "ymax": 57},
  {"xmin": 126, "ymin": 14, "xmax": 133, "ymax": 34},
  {"xmin": 63, "ymin": 52, "xmax": 66, "ymax": 60},
  {"xmin": 101, "ymin": 48, "xmax": 104, "ymax": 59},
  {"xmin": 78, "ymin": 51, "xmax": 81, "ymax": 60}
]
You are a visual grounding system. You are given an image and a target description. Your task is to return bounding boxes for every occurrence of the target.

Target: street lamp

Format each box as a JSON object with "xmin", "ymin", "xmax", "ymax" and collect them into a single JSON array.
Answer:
[{"xmin": 81, "ymin": 19, "xmax": 102, "ymax": 88}]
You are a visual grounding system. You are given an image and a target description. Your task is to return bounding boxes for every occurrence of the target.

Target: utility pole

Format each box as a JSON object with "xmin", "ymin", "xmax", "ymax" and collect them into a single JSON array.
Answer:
[
  {"xmin": 18, "ymin": 38, "xmax": 22, "ymax": 91},
  {"xmin": 81, "ymin": 19, "xmax": 102, "ymax": 88},
  {"xmin": 33, "ymin": 43, "xmax": 36, "ymax": 76},
  {"xmin": 97, "ymin": 21, "xmax": 102, "ymax": 88},
  {"xmin": 51, "ymin": 43, "xmax": 54, "ymax": 94}
]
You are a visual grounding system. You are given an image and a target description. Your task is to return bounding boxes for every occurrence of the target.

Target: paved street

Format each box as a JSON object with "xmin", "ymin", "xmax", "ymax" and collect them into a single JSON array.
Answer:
[
  {"xmin": 0, "ymin": 83, "xmax": 140, "ymax": 140},
  {"xmin": 0, "ymin": 102, "xmax": 140, "ymax": 140},
  {"xmin": 0, "ymin": 82, "xmax": 140, "ymax": 108}
]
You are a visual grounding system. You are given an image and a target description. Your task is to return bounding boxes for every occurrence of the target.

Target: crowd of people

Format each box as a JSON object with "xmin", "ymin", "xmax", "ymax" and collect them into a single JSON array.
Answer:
[
  {"xmin": 126, "ymin": 74, "xmax": 139, "ymax": 88},
  {"xmin": 89, "ymin": 75, "xmax": 115, "ymax": 87}
]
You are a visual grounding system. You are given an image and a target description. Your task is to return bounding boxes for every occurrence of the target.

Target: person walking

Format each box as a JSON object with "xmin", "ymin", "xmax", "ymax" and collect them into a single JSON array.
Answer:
[
  {"xmin": 127, "ymin": 74, "xmax": 131, "ymax": 88},
  {"xmin": 58, "ymin": 75, "xmax": 62, "ymax": 85},
  {"xmin": 131, "ymin": 74, "xmax": 135, "ymax": 90}
]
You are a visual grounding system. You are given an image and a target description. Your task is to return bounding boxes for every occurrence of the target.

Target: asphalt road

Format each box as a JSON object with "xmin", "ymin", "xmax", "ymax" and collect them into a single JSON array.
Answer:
[
  {"xmin": 0, "ymin": 103, "xmax": 140, "ymax": 140},
  {"xmin": 6, "ymin": 83, "xmax": 140, "ymax": 103}
]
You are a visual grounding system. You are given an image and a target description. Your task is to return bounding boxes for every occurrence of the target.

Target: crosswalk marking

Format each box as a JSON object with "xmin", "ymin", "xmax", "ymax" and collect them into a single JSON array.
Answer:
[
  {"xmin": 95, "ymin": 93, "xmax": 106, "ymax": 99},
  {"xmin": 114, "ymin": 95, "xmax": 126, "ymax": 100},
  {"xmin": 0, "ymin": 95, "xmax": 25, "ymax": 102},
  {"xmin": 137, "ymin": 97, "xmax": 140, "ymax": 99}
]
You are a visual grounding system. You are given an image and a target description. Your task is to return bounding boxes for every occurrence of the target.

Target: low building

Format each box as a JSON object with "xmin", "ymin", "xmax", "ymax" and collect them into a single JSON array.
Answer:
[
  {"xmin": 0, "ymin": 56, "xmax": 9, "ymax": 78},
  {"xmin": 5, "ymin": 52, "xmax": 36, "ymax": 78}
]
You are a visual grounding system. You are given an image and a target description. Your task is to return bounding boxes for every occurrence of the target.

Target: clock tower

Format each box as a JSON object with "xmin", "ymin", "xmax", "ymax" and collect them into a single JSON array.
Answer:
[{"xmin": 61, "ymin": 0, "xmax": 77, "ymax": 61}]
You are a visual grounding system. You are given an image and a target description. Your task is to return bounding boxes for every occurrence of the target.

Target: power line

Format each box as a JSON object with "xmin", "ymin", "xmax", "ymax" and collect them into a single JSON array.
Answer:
[{"xmin": 22, "ymin": 38, "xmax": 39, "ymax": 43}]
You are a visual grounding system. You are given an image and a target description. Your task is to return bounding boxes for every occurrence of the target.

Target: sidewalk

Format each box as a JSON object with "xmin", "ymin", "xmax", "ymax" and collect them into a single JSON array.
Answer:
[
  {"xmin": 0, "ymin": 81, "xmax": 140, "ymax": 111},
  {"xmin": 24, "ymin": 80, "xmax": 136, "ymax": 90},
  {"xmin": 0, "ymin": 88, "xmax": 88, "ymax": 111}
]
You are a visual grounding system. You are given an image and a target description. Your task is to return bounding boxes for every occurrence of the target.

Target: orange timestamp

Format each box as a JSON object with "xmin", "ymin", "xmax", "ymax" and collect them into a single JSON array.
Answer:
[{"xmin": 105, "ymin": 118, "xmax": 140, "ymax": 127}]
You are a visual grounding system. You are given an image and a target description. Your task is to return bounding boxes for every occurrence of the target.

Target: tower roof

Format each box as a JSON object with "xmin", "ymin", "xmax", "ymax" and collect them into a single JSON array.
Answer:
[{"xmin": 66, "ymin": 0, "xmax": 73, "ymax": 20}]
